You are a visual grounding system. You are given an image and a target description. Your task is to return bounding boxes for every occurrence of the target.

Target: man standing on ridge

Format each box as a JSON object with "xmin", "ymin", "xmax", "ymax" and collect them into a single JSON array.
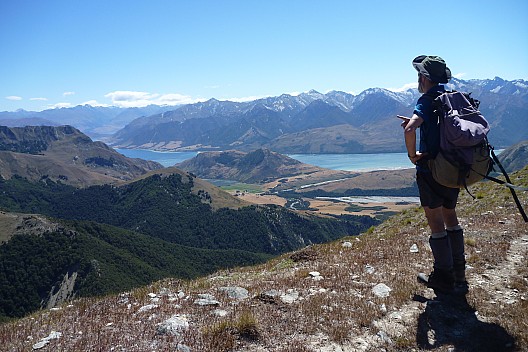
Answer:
[{"xmin": 399, "ymin": 55, "xmax": 467, "ymax": 293}]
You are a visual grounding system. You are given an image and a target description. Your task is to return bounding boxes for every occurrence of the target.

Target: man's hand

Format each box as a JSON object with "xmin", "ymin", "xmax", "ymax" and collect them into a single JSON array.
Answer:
[
  {"xmin": 397, "ymin": 115, "xmax": 411, "ymax": 128},
  {"xmin": 408, "ymin": 152, "xmax": 426, "ymax": 165}
]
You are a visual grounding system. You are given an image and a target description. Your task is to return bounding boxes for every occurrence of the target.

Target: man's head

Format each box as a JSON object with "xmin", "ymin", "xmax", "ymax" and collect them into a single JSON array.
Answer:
[{"xmin": 412, "ymin": 55, "xmax": 451, "ymax": 84}]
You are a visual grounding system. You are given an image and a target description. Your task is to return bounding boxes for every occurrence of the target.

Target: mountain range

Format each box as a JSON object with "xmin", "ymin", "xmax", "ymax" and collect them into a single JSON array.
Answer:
[
  {"xmin": 109, "ymin": 77, "xmax": 527, "ymax": 153},
  {"xmin": 1, "ymin": 77, "xmax": 527, "ymax": 153},
  {"xmin": 0, "ymin": 105, "xmax": 173, "ymax": 139}
]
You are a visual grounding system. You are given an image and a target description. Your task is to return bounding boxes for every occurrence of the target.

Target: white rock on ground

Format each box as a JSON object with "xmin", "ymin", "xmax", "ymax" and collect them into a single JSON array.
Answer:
[
  {"xmin": 32, "ymin": 331, "xmax": 62, "ymax": 350},
  {"xmin": 156, "ymin": 314, "xmax": 189, "ymax": 336},
  {"xmin": 372, "ymin": 283, "xmax": 392, "ymax": 298}
]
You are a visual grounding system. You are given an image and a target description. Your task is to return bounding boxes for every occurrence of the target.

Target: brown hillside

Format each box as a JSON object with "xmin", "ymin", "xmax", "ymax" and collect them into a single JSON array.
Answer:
[
  {"xmin": 176, "ymin": 148, "xmax": 342, "ymax": 184},
  {"xmin": 0, "ymin": 125, "xmax": 163, "ymax": 187}
]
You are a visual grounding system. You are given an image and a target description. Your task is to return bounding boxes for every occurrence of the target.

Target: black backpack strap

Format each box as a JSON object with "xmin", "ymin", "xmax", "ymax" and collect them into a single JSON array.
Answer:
[
  {"xmin": 481, "ymin": 172, "xmax": 528, "ymax": 192},
  {"xmin": 485, "ymin": 148, "xmax": 528, "ymax": 222}
]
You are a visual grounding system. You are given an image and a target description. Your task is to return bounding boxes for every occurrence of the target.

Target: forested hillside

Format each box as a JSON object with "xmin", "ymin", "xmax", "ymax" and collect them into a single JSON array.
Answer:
[
  {"xmin": 0, "ymin": 172, "xmax": 377, "ymax": 321},
  {"xmin": 0, "ymin": 219, "xmax": 270, "ymax": 320},
  {"xmin": 0, "ymin": 174, "xmax": 375, "ymax": 253}
]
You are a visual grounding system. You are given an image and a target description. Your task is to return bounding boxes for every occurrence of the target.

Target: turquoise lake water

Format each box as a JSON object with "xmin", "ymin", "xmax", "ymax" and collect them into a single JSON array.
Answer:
[{"xmin": 116, "ymin": 149, "xmax": 414, "ymax": 172}]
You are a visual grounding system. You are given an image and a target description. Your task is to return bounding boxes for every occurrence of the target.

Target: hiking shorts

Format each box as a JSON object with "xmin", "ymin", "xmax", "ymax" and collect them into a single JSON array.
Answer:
[{"xmin": 416, "ymin": 171, "xmax": 459, "ymax": 209}]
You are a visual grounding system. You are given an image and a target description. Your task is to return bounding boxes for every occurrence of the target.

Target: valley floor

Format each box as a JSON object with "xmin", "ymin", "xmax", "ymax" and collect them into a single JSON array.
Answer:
[{"xmin": 232, "ymin": 191, "xmax": 417, "ymax": 217}]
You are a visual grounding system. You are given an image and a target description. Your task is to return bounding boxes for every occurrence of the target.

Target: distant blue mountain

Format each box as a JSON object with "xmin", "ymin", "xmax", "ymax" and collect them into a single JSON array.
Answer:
[{"xmin": 0, "ymin": 105, "xmax": 175, "ymax": 140}]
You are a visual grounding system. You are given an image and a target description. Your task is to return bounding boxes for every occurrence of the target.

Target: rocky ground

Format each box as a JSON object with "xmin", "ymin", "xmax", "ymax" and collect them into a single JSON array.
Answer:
[{"xmin": 0, "ymin": 211, "xmax": 64, "ymax": 243}]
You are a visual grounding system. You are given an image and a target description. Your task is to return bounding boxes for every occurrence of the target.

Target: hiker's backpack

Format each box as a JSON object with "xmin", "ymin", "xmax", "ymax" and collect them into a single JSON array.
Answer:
[
  {"xmin": 427, "ymin": 90, "xmax": 528, "ymax": 222},
  {"xmin": 427, "ymin": 90, "xmax": 492, "ymax": 189}
]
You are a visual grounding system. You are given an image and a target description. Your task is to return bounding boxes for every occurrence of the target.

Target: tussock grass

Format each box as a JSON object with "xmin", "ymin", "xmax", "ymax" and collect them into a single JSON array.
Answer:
[{"xmin": 201, "ymin": 309, "xmax": 260, "ymax": 351}]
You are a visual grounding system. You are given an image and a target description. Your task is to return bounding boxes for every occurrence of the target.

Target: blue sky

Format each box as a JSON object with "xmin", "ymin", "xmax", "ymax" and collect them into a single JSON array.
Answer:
[{"xmin": 1, "ymin": 0, "xmax": 527, "ymax": 112}]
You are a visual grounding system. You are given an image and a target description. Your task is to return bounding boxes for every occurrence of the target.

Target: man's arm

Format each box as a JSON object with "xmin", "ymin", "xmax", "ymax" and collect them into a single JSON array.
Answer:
[{"xmin": 402, "ymin": 114, "xmax": 424, "ymax": 164}]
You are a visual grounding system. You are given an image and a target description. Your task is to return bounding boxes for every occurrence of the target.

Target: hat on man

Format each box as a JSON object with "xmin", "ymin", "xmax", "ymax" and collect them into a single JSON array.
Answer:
[{"xmin": 413, "ymin": 55, "xmax": 451, "ymax": 83}]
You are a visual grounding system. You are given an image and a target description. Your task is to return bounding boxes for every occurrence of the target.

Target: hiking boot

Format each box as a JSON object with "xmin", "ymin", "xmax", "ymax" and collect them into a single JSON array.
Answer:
[
  {"xmin": 421, "ymin": 235, "xmax": 455, "ymax": 293},
  {"xmin": 417, "ymin": 268, "xmax": 455, "ymax": 293},
  {"xmin": 454, "ymin": 263, "xmax": 469, "ymax": 294},
  {"xmin": 454, "ymin": 263, "xmax": 466, "ymax": 283},
  {"xmin": 448, "ymin": 228, "xmax": 466, "ymax": 280},
  {"xmin": 454, "ymin": 280, "xmax": 469, "ymax": 294}
]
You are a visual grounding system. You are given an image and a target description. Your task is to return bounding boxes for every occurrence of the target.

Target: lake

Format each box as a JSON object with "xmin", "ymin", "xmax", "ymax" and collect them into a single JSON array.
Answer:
[
  {"xmin": 116, "ymin": 148, "xmax": 423, "ymax": 204},
  {"xmin": 115, "ymin": 148, "xmax": 502, "ymax": 206},
  {"xmin": 115, "ymin": 149, "xmax": 414, "ymax": 172}
]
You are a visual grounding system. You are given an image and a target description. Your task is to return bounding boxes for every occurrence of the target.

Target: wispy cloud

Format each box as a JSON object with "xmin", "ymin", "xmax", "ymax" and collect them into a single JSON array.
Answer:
[
  {"xmin": 48, "ymin": 102, "xmax": 73, "ymax": 109},
  {"xmin": 221, "ymin": 91, "xmax": 306, "ymax": 102},
  {"xmin": 6, "ymin": 95, "xmax": 22, "ymax": 101},
  {"xmin": 454, "ymin": 72, "xmax": 466, "ymax": 79},
  {"xmin": 63, "ymin": 91, "xmax": 76, "ymax": 96},
  {"xmin": 30, "ymin": 97, "xmax": 48, "ymax": 101},
  {"xmin": 81, "ymin": 100, "xmax": 109, "ymax": 107},
  {"xmin": 104, "ymin": 91, "xmax": 200, "ymax": 108},
  {"xmin": 388, "ymin": 82, "xmax": 417, "ymax": 92},
  {"xmin": 158, "ymin": 93, "xmax": 198, "ymax": 105},
  {"xmin": 226, "ymin": 95, "xmax": 271, "ymax": 103}
]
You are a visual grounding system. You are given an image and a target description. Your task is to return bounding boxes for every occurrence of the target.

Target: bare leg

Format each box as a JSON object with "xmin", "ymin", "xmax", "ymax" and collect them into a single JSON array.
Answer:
[
  {"xmin": 423, "ymin": 206, "xmax": 446, "ymax": 233},
  {"xmin": 423, "ymin": 206, "xmax": 459, "ymax": 232},
  {"xmin": 442, "ymin": 207, "xmax": 459, "ymax": 228}
]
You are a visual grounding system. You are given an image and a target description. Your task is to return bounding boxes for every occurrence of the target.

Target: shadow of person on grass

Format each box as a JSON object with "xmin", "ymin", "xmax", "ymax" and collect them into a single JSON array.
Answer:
[{"xmin": 414, "ymin": 291, "xmax": 516, "ymax": 351}]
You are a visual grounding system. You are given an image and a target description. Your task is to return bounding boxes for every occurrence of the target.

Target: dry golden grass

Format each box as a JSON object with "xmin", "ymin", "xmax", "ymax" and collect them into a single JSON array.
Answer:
[{"xmin": 1, "ymin": 169, "xmax": 527, "ymax": 351}]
